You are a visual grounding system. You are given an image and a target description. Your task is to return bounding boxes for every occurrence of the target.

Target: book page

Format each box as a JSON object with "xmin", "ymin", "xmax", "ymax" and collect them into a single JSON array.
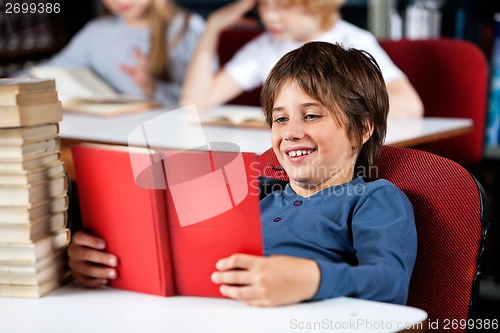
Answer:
[
  {"xmin": 64, "ymin": 100, "xmax": 161, "ymax": 116},
  {"xmin": 200, "ymin": 105, "xmax": 267, "ymax": 129},
  {"xmin": 29, "ymin": 66, "xmax": 160, "ymax": 116},
  {"xmin": 30, "ymin": 66, "xmax": 118, "ymax": 104}
]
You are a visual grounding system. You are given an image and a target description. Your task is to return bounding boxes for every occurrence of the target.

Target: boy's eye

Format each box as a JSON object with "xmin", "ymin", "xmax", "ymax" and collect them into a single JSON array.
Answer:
[
  {"xmin": 274, "ymin": 116, "xmax": 288, "ymax": 123},
  {"xmin": 305, "ymin": 114, "xmax": 320, "ymax": 120}
]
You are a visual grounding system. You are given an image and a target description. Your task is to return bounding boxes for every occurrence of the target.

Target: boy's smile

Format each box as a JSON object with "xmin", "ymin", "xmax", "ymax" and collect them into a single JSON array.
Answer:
[{"xmin": 271, "ymin": 81, "xmax": 361, "ymax": 197}]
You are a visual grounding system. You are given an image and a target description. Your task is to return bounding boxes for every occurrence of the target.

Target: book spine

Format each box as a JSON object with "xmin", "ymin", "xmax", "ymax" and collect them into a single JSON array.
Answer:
[
  {"xmin": 486, "ymin": 13, "xmax": 500, "ymax": 147},
  {"xmin": 404, "ymin": 0, "xmax": 443, "ymax": 40},
  {"xmin": 405, "ymin": 3, "xmax": 426, "ymax": 39},
  {"xmin": 454, "ymin": 4, "xmax": 466, "ymax": 39},
  {"xmin": 368, "ymin": 0, "xmax": 388, "ymax": 39}
]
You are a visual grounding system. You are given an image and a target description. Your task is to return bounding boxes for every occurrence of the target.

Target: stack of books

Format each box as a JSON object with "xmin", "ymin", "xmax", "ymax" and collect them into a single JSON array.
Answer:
[{"xmin": 0, "ymin": 78, "xmax": 71, "ymax": 297}]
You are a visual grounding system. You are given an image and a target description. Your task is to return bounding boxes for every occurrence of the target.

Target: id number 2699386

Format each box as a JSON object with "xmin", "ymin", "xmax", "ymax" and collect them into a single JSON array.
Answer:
[{"xmin": 4, "ymin": 2, "xmax": 60, "ymax": 14}]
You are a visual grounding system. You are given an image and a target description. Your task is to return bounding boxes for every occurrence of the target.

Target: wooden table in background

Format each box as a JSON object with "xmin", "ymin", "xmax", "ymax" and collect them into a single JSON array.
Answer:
[{"xmin": 59, "ymin": 106, "xmax": 473, "ymax": 180}]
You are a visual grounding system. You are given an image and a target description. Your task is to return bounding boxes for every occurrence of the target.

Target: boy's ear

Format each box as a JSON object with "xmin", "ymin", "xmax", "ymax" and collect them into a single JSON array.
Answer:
[{"xmin": 362, "ymin": 120, "xmax": 374, "ymax": 144}]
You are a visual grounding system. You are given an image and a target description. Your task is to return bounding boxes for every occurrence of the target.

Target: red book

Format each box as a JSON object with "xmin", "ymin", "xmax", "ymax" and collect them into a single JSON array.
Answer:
[{"xmin": 71, "ymin": 144, "xmax": 263, "ymax": 297}]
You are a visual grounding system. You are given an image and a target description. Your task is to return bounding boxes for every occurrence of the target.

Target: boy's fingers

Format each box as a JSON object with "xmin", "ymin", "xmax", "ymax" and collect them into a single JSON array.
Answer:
[
  {"xmin": 68, "ymin": 260, "xmax": 117, "ymax": 280},
  {"xmin": 219, "ymin": 285, "xmax": 260, "ymax": 301},
  {"xmin": 71, "ymin": 231, "xmax": 106, "ymax": 250},
  {"xmin": 211, "ymin": 270, "xmax": 252, "ymax": 285},
  {"xmin": 216, "ymin": 253, "xmax": 259, "ymax": 271},
  {"xmin": 67, "ymin": 245, "xmax": 118, "ymax": 267},
  {"xmin": 71, "ymin": 272, "xmax": 108, "ymax": 288}
]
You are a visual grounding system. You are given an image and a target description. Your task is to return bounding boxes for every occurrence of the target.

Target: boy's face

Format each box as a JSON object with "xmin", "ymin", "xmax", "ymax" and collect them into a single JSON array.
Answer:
[
  {"xmin": 102, "ymin": 0, "xmax": 153, "ymax": 26},
  {"xmin": 271, "ymin": 81, "xmax": 360, "ymax": 196},
  {"xmin": 257, "ymin": 0, "xmax": 325, "ymax": 42}
]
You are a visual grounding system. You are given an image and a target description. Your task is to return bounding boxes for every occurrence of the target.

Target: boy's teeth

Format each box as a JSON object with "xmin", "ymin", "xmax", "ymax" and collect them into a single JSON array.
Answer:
[{"xmin": 288, "ymin": 150, "xmax": 311, "ymax": 157}]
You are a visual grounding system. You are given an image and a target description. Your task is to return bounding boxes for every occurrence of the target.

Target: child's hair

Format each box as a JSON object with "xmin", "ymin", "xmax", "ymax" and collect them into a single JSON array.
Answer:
[
  {"xmin": 279, "ymin": 0, "xmax": 346, "ymax": 29},
  {"xmin": 101, "ymin": 0, "xmax": 190, "ymax": 81},
  {"xmin": 149, "ymin": 0, "xmax": 191, "ymax": 81},
  {"xmin": 260, "ymin": 41, "xmax": 388, "ymax": 173}
]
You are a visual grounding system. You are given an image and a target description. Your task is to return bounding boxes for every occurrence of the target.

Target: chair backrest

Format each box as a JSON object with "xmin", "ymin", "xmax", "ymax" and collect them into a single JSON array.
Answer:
[
  {"xmin": 218, "ymin": 27, "xmax": 264, "ymax": 106},
  {"xmin": 256, "ymin": 146, "xmax": 489, "ymax": 332},
  {"xmin": 379, "ymin": 38, "xmax": 489, "ymax": 165}
]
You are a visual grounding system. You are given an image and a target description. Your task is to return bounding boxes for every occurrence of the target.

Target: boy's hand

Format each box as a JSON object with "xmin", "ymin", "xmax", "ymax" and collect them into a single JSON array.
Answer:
[
  {"xmin": 121, "ymin": 48, "xmax": 155, "ymax": 99},
  {"xmin": 207, "ymin": 0, "xmax": 256, "ymax": 33},
  {"xmin": 67, "ymin": 231, "xmax": 118, "ymax": 288},
  {"xmin": 211, "ymin": 254, "xmax": 320, "ymax": 307}
]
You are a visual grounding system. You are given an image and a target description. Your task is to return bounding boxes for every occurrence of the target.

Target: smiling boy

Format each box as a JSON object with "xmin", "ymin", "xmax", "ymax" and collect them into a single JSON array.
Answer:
[{"xmin": 211, "ymin": 41, "xmax": 417, "ymax": 307}]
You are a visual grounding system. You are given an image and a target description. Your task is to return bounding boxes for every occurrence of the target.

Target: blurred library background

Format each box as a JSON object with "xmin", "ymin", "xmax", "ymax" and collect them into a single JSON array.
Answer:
[{"xmin": 1, "ymin": 0, "xmax": 500, "ymax": 319}]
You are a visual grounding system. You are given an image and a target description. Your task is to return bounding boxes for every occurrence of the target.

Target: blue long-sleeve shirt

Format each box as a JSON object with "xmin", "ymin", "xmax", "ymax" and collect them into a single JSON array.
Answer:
[{"xmin": 260, "ymin": 177, "xmax": 417, "ymax": 305}]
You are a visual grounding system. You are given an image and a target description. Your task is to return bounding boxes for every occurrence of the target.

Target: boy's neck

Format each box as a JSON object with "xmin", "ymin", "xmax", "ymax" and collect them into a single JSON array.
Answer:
[{"xmin": 289, "ymin": 172, "xmax": 355, "ymax": 198}]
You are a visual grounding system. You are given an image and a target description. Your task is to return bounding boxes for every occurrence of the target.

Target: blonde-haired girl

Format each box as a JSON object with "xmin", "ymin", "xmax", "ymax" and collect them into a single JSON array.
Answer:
[{"xmin": 44, "ymin": 0, "xmax": 204, "ymax": 105}]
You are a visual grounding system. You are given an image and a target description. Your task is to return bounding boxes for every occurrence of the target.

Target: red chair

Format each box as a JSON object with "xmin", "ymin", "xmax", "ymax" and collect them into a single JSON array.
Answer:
[
  {"xmin": 218, "ymin": 27, "xmax": 264, "ymax": 106},
  {"xmin": 378, "ymin": 39, "xmax": 488, "ymax": 165},
  {"xmin": 256, "ymin": 146, "xmax": 490, "ymax": 332}
]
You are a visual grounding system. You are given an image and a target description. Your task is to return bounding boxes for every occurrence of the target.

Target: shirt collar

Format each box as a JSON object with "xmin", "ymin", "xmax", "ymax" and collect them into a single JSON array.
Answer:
[{"xmin": 282, "ymin": 176, "xmax": 365, "ymax": 201}]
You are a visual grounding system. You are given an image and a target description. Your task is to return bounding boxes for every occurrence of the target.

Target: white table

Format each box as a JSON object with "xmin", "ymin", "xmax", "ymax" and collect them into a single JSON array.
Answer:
[
  {"xmin": 0, "ymin": 284, "xmax": 428, "ymax": 333},
  {"xmin": 59, "ymin": 105, "xmax": 473, "ymax": 155}
]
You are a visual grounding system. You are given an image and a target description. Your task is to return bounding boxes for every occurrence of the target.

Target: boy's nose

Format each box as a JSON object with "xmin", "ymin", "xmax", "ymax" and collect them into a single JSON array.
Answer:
[{"xmin": 283, "ymin": 119, "xmax": 305, "ymax": 141}]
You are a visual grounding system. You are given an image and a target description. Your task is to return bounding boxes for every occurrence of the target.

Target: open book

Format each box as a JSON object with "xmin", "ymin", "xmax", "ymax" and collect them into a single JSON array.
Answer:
[
  {"xmin": 71, "ymin": 143, "xmax": 263, "ymax": 297},
  {"xmin": 29, "ymin": 66, "xmax": 160, "ymax": 116},
  {"xmin": 199, "ymin": 105, "xmax": 268, "ymax": 129}
]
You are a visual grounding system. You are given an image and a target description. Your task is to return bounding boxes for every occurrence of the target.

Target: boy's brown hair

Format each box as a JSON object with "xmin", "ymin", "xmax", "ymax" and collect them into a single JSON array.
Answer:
[
  {"xmin": 260, "ymin": 41, "xmax": 388, "ymax": 173},
  {"xmin": 283, "ymin": 0, "xmax": 346, "ymax": 29}
]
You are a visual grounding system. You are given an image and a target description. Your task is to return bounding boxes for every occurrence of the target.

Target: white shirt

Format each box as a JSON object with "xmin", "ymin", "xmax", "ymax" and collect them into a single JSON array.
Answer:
[{"xmin": 225, "ymin": 20, "xmax": 404, "ymax": 91}]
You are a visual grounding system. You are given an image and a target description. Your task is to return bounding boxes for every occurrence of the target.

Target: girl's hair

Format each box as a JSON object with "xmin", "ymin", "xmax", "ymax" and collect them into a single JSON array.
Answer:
[
  {"xmin": 260, "ymin": 41, "xmax": 389, "ymax": 173},
  {"xmin": 282, "ymin": 0, "xmax": 346, "ymax": 29},
  {"xmin": 101, "ymin": 0, "xmax": 190, "ymax": 81},
  {"xmin": 148, "ymin": 0, "xmax": 190, "ymax": 81}
]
